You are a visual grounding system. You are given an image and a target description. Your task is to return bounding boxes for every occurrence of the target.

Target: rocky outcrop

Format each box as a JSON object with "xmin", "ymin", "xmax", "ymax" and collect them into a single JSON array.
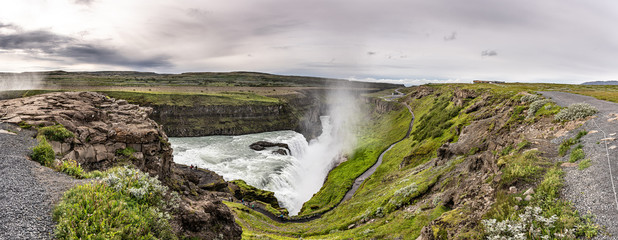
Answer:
[
  {"xmin": 451, "ymin": 88, "xmax": 478, "ymax": 107},
  {"xmin": 0, "ymin": 92, "xmax": 243, "ymax": 239},
  {"xmin": 409, "ymin": 86, "xmax": 434, "ymax": 100},
  {"xmin": 177, "ymin": 196, "xmax": 243, "ymax": 240},
  {"xmin": 364, "ymin": 97, "xmax": 402, "ymax": 114},
  {"xmin": 0, "ymin": 92, "xmax": 172, "ymax": 178}
]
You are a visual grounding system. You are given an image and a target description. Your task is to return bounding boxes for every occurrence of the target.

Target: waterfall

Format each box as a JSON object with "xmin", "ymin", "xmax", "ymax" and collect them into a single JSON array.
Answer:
[{"xmin": 170, "ymin": 90, "xmax": 361, "ymax": 216}]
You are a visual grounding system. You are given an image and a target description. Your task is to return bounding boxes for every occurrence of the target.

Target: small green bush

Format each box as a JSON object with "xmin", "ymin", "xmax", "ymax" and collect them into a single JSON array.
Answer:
[
  {"xmin": 555, "ymin": 103, "xmax": 598, "ymax": 122},
  {"xmin": 31, "ymin": 136, "xmax": 55, "ymax": 166},
  {"xmin": 569, "ymin": 146, "xmax": 585, "ymax": 163},
  {"xmin": 527, "ymin": 99, "xmax": 552, "ymax": 119},
  {"xmin": 116, "ymin": 147, "xmax": 136, "ymax": 157},
  {"xmin": 575, "ymin": 130, "xmax": 588, "ymax": 140},
  {"xmin": 387, "ymin": 182, "xmax": 418, "ymax": 209},
  {"xmin": 38, "ymin": 124, "xmax": 74, "ymax": 142},
  {"xmin": 520, "ymin": 94, "xmax": 543, "ymax": 103},
  {"xmin": 57, "ymin": 159, "xmax": 84, "ymax": 178},
  {"xmin": 53, "ymin": 167, "xmax": 179, "ymax": 239},
  {"xmin": 500, "ymin": 150, "xmax": 547, "ymax": 186},
  {"xmin": 579, "ymin": 159, "xmax": 592, "ymax": 170},
  {"xmin": 18, "ymin": 121, "xmax": 32, "ymax": 129},
  {"xmin": 559, "ymin": 138, "xmax": 577, "ymax": 157}
]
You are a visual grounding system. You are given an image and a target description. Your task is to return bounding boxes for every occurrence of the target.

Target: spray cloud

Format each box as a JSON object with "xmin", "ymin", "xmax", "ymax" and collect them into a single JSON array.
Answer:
[{"xmin": 0, "ymin": 72, "xmax": 44, "ymax": 91}]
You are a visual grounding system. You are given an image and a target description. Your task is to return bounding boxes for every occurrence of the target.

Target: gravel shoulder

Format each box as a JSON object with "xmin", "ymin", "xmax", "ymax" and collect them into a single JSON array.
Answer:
[
  {"xmin": 540, "ymin": 91, "xmax": 618, "ymax": 239},
  {"xmin": 0, "ymin": 123, "xmax": 83, "ymax": 240}
]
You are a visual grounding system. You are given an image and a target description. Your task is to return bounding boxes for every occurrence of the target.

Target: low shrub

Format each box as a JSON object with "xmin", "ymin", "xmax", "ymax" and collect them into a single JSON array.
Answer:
[
  {"xmin": 579, "ymin": 159, "xmax": 592, "ymax": 170},
  {"xmin": 387, "ymin": 182, "xmax": 418, "ymax": 209},
  {"xmin": 527, "ymin": 99, "xmax": 552, "ymax": 119},
  {"xmin": 31, "ymin": 136, "xmax": 55, "ymax": 166},
  {"xmin": 499, "ymin": 150, "xmax": 547, "ymax": 186},
  {"xmin": 555, "ymin": 103, "xmax": 598, "ymax": 122},
  {"xmin": 520, "ymin": 94, "xmax": 543, "ymax": 103},
  {"xmin": 569, "ymin": 147, "xmax": 585, "ymax": 163},
  {"xmin": 57, "ymin": 159, "xmax": 84, "ymax": 178},
  {"xmin": 18, "ymin": 120, "xmax": 32, "ymax": 129},
  {"xmin": 38, "ymin": 124, "xmax": 74, "ymax": 142},
  {"xmin": 483, "ymin": 206, "xmax": 569, "ymax": 240},
  {"xmin": 53, "ymin": 167, "xmax": 179, "ymax": 239},
  {"xmin": 116, "ymin": 147, "xmax": 136, "ymax": 157}
]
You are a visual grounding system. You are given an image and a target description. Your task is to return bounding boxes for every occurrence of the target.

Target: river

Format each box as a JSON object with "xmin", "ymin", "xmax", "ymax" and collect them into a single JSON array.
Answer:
[{"xmin": 170, "ymin": 116, "xmax": 346, "ymax": 215}]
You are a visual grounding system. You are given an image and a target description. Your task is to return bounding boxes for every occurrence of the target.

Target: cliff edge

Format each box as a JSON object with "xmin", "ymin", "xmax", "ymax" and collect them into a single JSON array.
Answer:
[{"xmin": 0, "ymin": 92, "xmax": 242, "ymax": 239}]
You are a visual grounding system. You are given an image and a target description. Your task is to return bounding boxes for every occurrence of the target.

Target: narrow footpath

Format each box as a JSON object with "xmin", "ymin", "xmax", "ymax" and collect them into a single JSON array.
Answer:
[
  {"xmin": 540, "ymin": 91, "xmax": 618, "ymax": 239},
  {"xmin": 0, "ymin": 123, "xmax": 82, "ymax": 240},
  {"xmin": 245, "ymin": 99, "xmax": 415, "ymax": 223}
]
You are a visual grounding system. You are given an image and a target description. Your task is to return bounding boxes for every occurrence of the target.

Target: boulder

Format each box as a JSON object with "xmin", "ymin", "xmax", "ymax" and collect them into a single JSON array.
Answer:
[
  {"xmin": 177, "ymin": 197, "xmax": 242, "ymax": 240},
  {"xmin": 249, "ymin": 141, "xmax": 291, "ymax": 153}
]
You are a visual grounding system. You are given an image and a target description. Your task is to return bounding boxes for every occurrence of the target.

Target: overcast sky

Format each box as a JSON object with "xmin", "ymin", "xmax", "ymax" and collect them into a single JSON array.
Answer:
[{"xmin": 0, "ymin": 0, "xmax": 617, "ymax": 85}]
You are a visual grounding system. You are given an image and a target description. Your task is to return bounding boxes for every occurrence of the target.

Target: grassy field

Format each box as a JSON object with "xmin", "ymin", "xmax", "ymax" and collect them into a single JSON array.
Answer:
[{"xmin": 228, "ymin": 83, "xmax": 603, "ymax": 239}]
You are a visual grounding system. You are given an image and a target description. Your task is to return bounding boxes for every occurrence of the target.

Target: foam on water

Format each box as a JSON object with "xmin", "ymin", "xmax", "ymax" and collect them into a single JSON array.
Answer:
[{"xmin": 170, "ymin": 116, "xmax": 345, "ymax": 215}]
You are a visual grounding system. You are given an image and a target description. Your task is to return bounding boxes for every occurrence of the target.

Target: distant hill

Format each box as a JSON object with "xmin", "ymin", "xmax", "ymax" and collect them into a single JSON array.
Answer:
[
  {"xmin": 581, "ymin": 80, "xmax": 618, "ymax": 85},
  {"xmin": 4, "ymin": 71, "xmax": 402, "ymax": 90}
]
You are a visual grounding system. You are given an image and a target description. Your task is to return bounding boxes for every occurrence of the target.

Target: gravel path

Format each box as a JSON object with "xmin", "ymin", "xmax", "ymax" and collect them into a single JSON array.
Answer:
[
  {"xmin": 0, "ymin": 123, "xmax": 83, "ymax": 240},
  {"xmin": 540, "ymin": 91, "xmax": 618, "ymax": 239}
]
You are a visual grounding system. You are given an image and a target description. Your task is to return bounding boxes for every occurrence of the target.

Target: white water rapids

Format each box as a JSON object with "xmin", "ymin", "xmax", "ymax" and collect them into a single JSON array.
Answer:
[{"xmin": 170, "ymin": 116, "xmax": 347, "ymax": 215}]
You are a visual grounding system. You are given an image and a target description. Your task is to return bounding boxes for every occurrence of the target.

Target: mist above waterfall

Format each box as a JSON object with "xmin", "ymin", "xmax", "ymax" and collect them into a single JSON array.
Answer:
[
  {"xmin": 170, "ymin": 88, "xmax": 363, "ymax": 215},
  {"xmin": 0, "ymin": 73, "xmax": 44, "ymax": 91},
  {"xmin": 289, "ymin": 88, "xmax": 361, "ymax": 213}
]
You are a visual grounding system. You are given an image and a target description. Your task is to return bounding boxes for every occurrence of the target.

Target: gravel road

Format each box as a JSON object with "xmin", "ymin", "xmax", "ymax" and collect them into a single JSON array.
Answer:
[
  {"xmin": 0, "ymin": 123, "xmax": 82, "ymax": 240},
  {"xmin": 541, "ymin": 91, "xmax": 618, "ymax": 239}
]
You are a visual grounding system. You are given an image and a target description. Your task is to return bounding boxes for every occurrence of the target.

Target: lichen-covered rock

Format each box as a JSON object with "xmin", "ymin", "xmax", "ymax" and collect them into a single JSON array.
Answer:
[{"xmin": 0, "ymin": 92, "xmax": 172, "ymax": 178}]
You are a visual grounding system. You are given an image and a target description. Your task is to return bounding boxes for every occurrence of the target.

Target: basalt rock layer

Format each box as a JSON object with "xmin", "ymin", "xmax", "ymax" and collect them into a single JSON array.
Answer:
[{"xmin": 0, "ymin": 91, "xmax": 172, "ymax": 177}]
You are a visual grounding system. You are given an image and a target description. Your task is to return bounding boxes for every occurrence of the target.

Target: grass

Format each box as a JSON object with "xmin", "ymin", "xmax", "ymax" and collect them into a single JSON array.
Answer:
[
  {"xmin": 38, "ymin": 124, "xmax": 75, "ymax": 142},
  {"xmin": 53, "ymin": 159, "xmax": 104, "ymax": 179},
  {"xmin": 579, "ymin": 159, "xmax": 592, "ymax": 170},
  {"xmin": 116, "ymin": 147, "xmax": 137, "ymax": 157},
  {"xmin": 298, "ymin": 104, "xmax": 412, "ymax": 216},
  {"xmin": 498, "ymin": 150, "xmax": 550, "ymax": 187},
  {"xmin": 231, "ymin": 180, "xmax": 287, "ymax": 215},
  {"xmin": 559, "ymin": 130, "xmax": 588, "ymax": 156},
  {"xmin": 569, "ymin": 145, "xmax": 585, "ymax": 163},
  {"xmin": 31, "ymin": 136, "xmax": 55, "ymax": 166},
  {"xmin": 53, "ymin": 167, "xmax": 179, "ymax": 240},
  {"xmin": 18, "ymin": 120, "xmax": 32, "ymax": 129},
  {"xmin": 100, "ymin": 91, "xmax": 281, "ymax": 107},
  {"xmin": 485, "ymin": 164, "xmax": 598, "ymax": 239}
]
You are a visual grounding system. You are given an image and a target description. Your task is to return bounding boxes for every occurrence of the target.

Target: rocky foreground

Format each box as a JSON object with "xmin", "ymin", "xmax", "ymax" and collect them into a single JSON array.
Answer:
[{"xmin": 0, "ymin": 92, "xmax": 243, "ymax": 239}]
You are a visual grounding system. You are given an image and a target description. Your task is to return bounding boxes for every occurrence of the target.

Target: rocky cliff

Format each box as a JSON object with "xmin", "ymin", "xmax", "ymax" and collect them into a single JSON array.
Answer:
[
  {"xmin": 145, "ymin": 89, "xmax": 326, "ymax": 140},
  {"xmin": 0, "ymin": 92, "xmax": 242, "ymax": 239}
]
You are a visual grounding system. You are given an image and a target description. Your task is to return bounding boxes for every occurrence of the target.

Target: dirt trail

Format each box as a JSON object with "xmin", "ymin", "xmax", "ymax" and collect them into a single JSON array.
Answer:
[
  {"xmin": 540, "ymin": 91, "xmax": 618, "ymax": 239},
  {"xmin": 0, "ymin": 123, "xmax": 84, "ymax": 240}
]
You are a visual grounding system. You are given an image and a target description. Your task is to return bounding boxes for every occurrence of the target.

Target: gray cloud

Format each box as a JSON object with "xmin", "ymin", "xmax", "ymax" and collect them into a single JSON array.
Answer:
[
  {"xmin": 0, "ymin": 23, "xmax": 171, "ymax": 68},
  {"xmin": 443, "ymin": 32, "xmax": 456, "ymax": 41},
  {"xmin": 0, "ymin": 30, "xmax": 71, "ymax": 53},
  {"xmin": 61, "ymin": 44, "xmax": 171, "ymax": 68},
  {"xmin": 74, "ymin": 0, "xmax": 95, "ymax": 5},
  {"xmin": 481, "ymin": 50, "xmax": 497, "ymax": 57}
]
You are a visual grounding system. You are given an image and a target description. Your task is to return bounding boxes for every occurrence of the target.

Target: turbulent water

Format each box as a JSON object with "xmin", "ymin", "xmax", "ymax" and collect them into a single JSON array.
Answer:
[{"xmin": 170, "ymin": 116, "xmax": 346, "ymax": 215}]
